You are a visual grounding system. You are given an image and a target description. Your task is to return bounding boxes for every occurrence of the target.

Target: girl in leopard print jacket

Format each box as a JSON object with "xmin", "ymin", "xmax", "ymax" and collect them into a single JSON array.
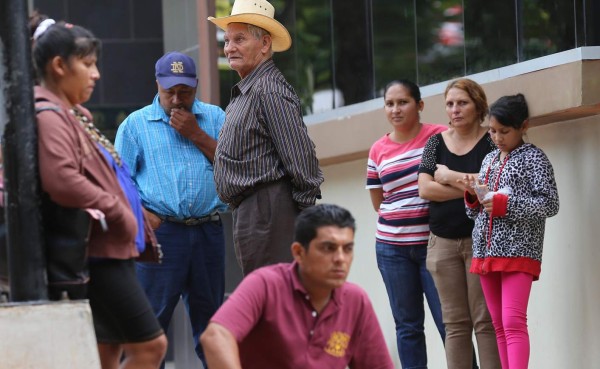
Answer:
[
  {"xmin": 465, "ymin": 142, "xmax": 559, "ymax": 279},
  {"xmin": 462, "ymin": 93, "xmax": 559, "ymax": 369}
]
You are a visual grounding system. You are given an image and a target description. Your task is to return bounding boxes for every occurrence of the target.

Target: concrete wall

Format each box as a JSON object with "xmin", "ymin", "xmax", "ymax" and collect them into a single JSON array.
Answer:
[
  {"xmin": 320, "ymin": 159, "xmax": 444, "ymax": 368},
  {"xmin": 317, "ymin": 114, "xmax": 600, "ymax": 368},
  {"xmin": 311, "ymin": 51, "xmax": 600, "ymax": 368},
  {"xmin": 308, "ymin": 51, "xmax": 600, "ymax": 165}
]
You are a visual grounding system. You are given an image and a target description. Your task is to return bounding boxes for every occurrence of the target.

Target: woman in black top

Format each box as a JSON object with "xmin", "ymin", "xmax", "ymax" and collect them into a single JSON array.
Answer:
[{"xmin": 418, "ymin": 79, "xmax": 500, "ymax": 369}]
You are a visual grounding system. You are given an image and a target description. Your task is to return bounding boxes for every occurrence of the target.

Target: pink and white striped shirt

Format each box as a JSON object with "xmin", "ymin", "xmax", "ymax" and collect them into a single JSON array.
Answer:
[{"xmin": 366, "ymin": 124, "xmax": 447, "ymax": 246}]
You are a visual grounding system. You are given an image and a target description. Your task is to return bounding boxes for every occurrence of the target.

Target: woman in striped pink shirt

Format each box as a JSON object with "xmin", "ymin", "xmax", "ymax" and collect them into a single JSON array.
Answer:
[{"xmin": 366, "ymin": 80, "xmax": 447, "ymax": 368}]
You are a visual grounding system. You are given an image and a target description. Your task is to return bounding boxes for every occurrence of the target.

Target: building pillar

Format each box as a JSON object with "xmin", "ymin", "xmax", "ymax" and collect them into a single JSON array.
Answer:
[
  {"xmin": 197, "ymin": 0, "xmax": 220, "ymax": 106},
  {"xmin": 0, "ymin": 0, "xmax": 47, "ymax": 302}
]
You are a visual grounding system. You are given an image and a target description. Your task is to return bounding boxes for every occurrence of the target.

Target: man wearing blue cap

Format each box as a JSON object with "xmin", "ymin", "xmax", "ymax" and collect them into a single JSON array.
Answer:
[{"xmin": 115, "ymin": 51, "xmax": 226, "ymax": 368}]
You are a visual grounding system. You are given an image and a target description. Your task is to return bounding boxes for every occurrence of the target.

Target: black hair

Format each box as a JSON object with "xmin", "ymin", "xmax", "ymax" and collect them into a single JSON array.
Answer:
[
  {"xmin": 489, "ymin": 93, "xmax": 529, "ymax": 129},
  {"xmin": 32, "ymin": 22, "xmax": 101, "ymax": 80},
  {"xmin": 384, "ymin": 79, "xmax": 422, "ymax": 102},
  {"xmin": 294, "ymin": 204, "xmax": 356, "ymax": 248}
]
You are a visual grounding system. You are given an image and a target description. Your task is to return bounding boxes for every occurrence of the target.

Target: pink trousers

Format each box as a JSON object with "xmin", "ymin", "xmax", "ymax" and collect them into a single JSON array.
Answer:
[{"xmin": 479, "ymin": 271, "xmax": 533, "ymax": 369}]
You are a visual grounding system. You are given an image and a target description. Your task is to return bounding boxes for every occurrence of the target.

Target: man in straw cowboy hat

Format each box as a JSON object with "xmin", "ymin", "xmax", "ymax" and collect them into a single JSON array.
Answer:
[{"xmin": 207, "ymin": 0, "xmax": 324, "ymax": 276}]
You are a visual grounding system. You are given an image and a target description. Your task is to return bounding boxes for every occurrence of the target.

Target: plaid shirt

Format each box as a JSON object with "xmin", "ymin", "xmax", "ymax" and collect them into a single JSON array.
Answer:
[{"xmin": 115, "ymin": 95, "xmax": 226, "ymax": 218}]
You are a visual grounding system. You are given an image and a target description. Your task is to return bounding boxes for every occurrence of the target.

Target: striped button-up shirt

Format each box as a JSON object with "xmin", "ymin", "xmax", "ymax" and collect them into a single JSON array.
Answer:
[
  {"xmin": 115, "ymin": 95, "xmax": 227, "ymax": 218},
  {"xmin": 214, "ymin": 59, "xmax": 323, "ymax": 208}
]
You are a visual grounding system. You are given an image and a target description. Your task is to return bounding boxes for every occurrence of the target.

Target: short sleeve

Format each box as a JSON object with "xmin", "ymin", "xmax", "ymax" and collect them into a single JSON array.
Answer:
[
  {"xmin": 348, "ymin": 289, "xmax": 394, "ymax": 369},
  {"xmin": 209, "ymin": 271, "xmax": 268, "ymax": 342},
  {"xmin": 366, "ymin": 138, "xmax": 384, "ymax": 189},
  {"xmin": 418, "ymin": 133, "xmax": 440, "ymax": 176}
]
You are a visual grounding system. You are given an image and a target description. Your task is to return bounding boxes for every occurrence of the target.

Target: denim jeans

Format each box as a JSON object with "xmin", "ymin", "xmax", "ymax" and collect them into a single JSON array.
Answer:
[
  {"xmin": 136, "ymin": 220, "xmax": 225, "ymax": 368},
  {"xmin": 376, "ymin": 242, "xmax": 445, "ymax": 369}
]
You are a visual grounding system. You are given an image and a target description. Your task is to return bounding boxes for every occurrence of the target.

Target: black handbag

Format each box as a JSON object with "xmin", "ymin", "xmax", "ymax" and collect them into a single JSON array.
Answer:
[
  {"xmin": 42, "ymin": 197, "xmax": 91, "ymax": 300},
  {"xmin": 37, "ymin": 102, "xmax": 91, "ymax": 300}
]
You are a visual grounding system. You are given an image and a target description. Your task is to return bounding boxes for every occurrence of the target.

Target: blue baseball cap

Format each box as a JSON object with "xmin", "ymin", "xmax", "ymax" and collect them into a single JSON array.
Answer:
[{"xmin": 155, "ymin": 52, "xmax": 198, "ymax": 89}]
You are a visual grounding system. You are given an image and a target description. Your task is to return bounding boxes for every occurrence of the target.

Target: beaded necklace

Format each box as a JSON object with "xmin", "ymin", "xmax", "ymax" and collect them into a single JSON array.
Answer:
[
  {"xmin": 482, "ymin": 151, "xmax": 510, "ymax": 249},
  {"xmin": 484, "ymin": 151, "xmax": 510, "ymax": 192},
  {"xmin": 70, "ymin": 108, "xmax": 122, "ymax": 167}
]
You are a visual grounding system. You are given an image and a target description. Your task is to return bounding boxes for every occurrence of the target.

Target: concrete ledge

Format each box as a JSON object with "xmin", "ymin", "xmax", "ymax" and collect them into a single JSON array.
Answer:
[
  {"xmin": 0, "ymin": 300, "xmax": 100, "ymax": 369},
  {"xmin": 307, "ymin": 49, "xmax": 600, "ymax": 166}
]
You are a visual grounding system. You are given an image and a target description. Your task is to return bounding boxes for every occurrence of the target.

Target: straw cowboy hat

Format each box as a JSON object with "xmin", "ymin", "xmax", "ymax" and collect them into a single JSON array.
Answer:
[{"xmin": 207, "ymin": 0, "xmax": 291, "ymax": 52}]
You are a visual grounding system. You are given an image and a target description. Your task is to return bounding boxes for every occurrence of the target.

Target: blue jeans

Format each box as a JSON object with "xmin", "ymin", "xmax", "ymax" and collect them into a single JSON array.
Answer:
[
  {"xmin": 376, "ymin": 242, "xmax": 445, "ymax": 369},
  {"xmin": 136, "ymin": 220, "xmax": 225, "ymax": 368}
]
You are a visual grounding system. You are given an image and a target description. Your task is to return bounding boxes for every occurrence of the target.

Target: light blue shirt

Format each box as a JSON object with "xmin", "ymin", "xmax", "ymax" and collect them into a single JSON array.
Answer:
[{"xmin": 115, "ymin": 94, "xmax": 226, "ymax": 218}]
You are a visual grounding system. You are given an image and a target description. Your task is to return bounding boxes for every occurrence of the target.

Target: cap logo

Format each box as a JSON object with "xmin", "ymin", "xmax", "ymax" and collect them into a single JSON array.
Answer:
[{"xmin": 170, "ymin": 61, "xmax": 185, "ymax": 74}]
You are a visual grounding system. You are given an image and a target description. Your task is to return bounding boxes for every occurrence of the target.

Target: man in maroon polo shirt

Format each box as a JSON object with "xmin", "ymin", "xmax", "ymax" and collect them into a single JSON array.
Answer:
[{"xmin": 200, "ymin": 204, "xmax": 394, "ymax": 369}]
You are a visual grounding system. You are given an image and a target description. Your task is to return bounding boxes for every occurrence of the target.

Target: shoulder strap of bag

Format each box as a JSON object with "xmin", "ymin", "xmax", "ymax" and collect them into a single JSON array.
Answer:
[
  {"xmin": 35, "ymin": 99, "xmax": 64, "ymax": 117},
  {"xmin": 35, "ymin": 100, "xmax": 92, "ymax": 158}
]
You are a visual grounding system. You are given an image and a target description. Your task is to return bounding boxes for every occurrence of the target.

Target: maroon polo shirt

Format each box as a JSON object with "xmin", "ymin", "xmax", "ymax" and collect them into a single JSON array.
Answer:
[{"xmin": 210, "ymin": 262, "xmax": 393, "ymax": 369}]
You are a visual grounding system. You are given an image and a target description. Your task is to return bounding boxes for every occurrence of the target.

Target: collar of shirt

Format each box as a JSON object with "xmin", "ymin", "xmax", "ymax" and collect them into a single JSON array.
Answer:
[{"xmin": 232, "ymin": 58, "xmax": 276, "ymax": 98}]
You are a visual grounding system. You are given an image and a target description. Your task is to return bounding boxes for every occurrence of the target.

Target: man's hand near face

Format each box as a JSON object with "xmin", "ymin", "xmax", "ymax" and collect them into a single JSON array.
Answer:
[
  {"xmin": 170, "ymin": 108, "xmax": 201, "ymax": 139},
  {"xmin": 170, "ymin": 108, "xmax": 217, "ymax": 162}
]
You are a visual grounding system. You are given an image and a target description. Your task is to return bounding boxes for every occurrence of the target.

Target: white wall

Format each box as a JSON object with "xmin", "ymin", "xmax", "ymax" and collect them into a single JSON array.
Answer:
[
  {"xmin": 319, "ymin": 159, "xmax": 446, "ymax": 369},
  {"xmin": 318, "ymin": 115, "xmax": 600, "ymax": 368},
  {"xmin": 526, "ymin": 116, "xmax": 600, "ymax": 368}
]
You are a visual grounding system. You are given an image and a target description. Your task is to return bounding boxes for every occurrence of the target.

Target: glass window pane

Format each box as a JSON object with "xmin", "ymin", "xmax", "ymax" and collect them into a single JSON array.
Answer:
[
  {"xmin": 373, "ymin": 0, "xmax": 417, "ymax": 95},
  {"xmin": 331, "ymin": 0, "xmax": 375, "ymax": 107},
  {"xmin": 416, "ymin": 1, "xmax": 465, "ymax": 85},
  {"xmin": 463, "ymin": 0, "xmax": 517, "ymax": 75},
  {"xmin": 215, "ymin": 0, "xmax": 595, "ymax": 113},
  {"xmin": 279, "ymin": 0, "xmax": 336, "ymax": 115},
  {"xmin": 583, "ymin": 0, "xmax": 600, "ymax": 46},
  {"xmin": 521, "ymin": 0, "xmax": 577, "ymax": 60}
]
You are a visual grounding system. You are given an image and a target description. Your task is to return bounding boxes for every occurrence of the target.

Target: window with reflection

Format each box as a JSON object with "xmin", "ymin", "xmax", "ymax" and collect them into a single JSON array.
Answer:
[
  {"xmin": 372, "ymin": 0, "xmax": 417, "ymax": 96},
  {"xmin": 520, "ymin": 0, "xmax": 576, "ymax": 60},
  {"xmin": 214, "ymin": 0, "xmax": 600, "ymax": 115},
  {"xmin": 280, "ymin": 0, "xmax": 335, "ymax": 115},
  {"xmin": 463, "ymin": 0, "xmax": 516, "ymax": 75},
  {"xmin": 416, "ymin": 0, "xmax": 465, "ymax": 85}
]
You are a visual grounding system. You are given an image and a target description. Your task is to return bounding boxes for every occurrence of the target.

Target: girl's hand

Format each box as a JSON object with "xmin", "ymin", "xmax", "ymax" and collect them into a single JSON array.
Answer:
[
  {"xmin": 481, "ymin": 196, "xmax": 494, "ymax": 214},
  {"xmin": 458, "ymin": 175, "xmax": 477, "ymax": 196}
]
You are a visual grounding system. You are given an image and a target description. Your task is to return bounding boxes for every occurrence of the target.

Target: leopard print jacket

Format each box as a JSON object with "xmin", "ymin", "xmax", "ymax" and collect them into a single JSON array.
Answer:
[{"xmin": 466, "ymin": 143, "xmax": 559, "ymax": 273}]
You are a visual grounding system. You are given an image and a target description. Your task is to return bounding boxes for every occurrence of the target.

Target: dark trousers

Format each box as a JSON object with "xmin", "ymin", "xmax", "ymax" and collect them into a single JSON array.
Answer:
[
  {"xmin": 232, "ymin": 180, "xmax": 298, "ymax": 276},
  {"xmin": 136, "ymin": 220, "xmax": 225, "ymax": 368}
]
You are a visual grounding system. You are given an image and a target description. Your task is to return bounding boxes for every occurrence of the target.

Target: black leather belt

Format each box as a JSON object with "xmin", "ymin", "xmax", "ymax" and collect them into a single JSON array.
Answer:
[{"xmin": 157, "ymin": 212, "xmax": 220, "ymax": 226}]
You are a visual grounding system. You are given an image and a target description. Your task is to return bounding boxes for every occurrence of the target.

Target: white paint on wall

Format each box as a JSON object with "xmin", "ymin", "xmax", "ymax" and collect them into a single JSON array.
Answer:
[
  {"xmin": 319, "ymin": 159, "xmax": 446, "ymax": 369},
  {"xmin": 318, "ymin": 115, "xmax": 600, "ymax": 368}
]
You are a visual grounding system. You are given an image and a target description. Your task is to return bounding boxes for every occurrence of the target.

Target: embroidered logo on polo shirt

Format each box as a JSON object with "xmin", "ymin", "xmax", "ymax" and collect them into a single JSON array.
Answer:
[
  {"xmin": 324, "ymin": 331, "xmax": 350, "ymax": 358},
  {"xmin": 170, "ymin": 61, "xmax": 184, "ymax": 74}
]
